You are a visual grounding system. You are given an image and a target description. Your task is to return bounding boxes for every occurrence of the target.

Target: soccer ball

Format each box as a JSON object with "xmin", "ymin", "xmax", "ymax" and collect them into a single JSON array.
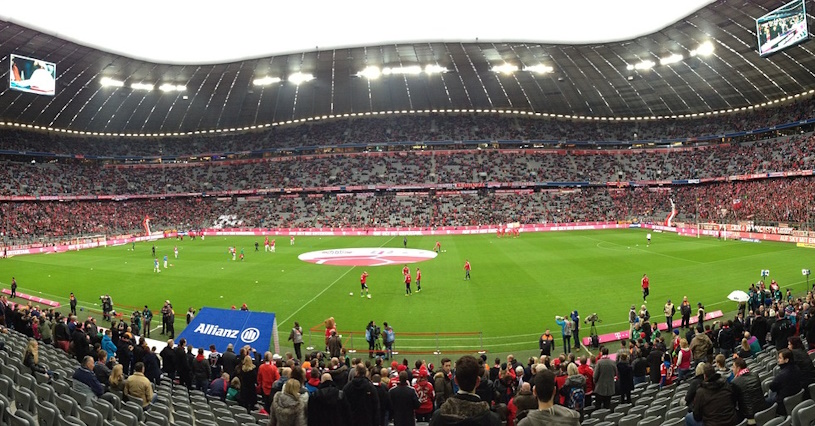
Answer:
[
  {"xmin": 349, "ymin": 292, "xmax": 353, "ymax": 296},
  {"xmin": 367, "ymin": 294, "xmax": 371, "ymax": 299}
]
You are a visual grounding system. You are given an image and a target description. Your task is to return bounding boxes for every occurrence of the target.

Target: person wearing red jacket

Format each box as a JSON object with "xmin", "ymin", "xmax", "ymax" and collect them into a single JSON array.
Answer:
[
  {"xmin": 577, "ymin": 356, "xmax": 595, "ymax": 407},
  {"xmin": 413, "ymin": 367, "xmax": 435, "ymax": 422},
  {"xmin": 256, "ymin": 352, "xmax": 280, "ymax": 413}
]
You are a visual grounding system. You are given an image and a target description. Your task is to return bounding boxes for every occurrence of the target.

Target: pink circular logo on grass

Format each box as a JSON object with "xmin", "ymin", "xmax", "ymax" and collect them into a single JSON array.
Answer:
[{"xmin": 298, "ymin": 248, "xmax": 438, "ymax": 266}]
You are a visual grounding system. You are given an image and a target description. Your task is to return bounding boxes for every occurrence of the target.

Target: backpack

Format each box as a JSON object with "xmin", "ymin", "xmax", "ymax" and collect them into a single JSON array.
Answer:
[{"xmin": 566, "ymin": 386, "xmax": 585, "ymax": 411}]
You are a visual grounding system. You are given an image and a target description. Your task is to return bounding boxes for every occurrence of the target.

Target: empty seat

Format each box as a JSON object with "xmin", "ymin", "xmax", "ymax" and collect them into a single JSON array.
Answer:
[
  {"xmin": 618, "ymin": 413, "xmax": 642, "ymax": 426},
  {"xmin": 99, "ymin": 392, "xmax": 121, "ymax": 410},
  {"xmin": 614, "ymin": 403, "xmax": 632, "ymax": 415},
  {"xmin": 150, "ymin": 402, "xmax": 171, "ymax": 419},
  {"xmin": 0, "ymin": 376, "xmax": 13, "ymax": 398},
  {"xmin": 12, "ymin": 386, "xmax": 35, "ymax": 413},
  {"xmin": 216, "ymin": 416, "xmax": 239, "ymax": 426},
  {"xmin": 627, "ymin": 405, "xmax": 648, "ymax": 417},
  {"xmin": 91, "ymin": 398, "xmax": 114, "ymax": 421},
  {"xmin": 661, "ymin": 418, "xmax": 685, "ymax": 426},
  {"xmin": 755, "ymin": 403, "xmax": 779, "ymax": 426},
  {"xmin": 78, "ymin": 406, "xmax": 104, "ymax": 426},
  {"xmin": 784, "ymin": 389, "xmax": 805, "ymax": 417},
  {"xmin": 15, "ymin": 373, "xmax": 35, "ymax": 391},
  {"xmin": 144, "ymin": 411, "xmax": 168, "ymax": 425},
  {"xmin": 635, "ymin": 416, "xmax": 662, "ymax": 426},
  {"xmin": 121, "ymin": 400, "xmax": 144, "ymax": 421},
  {"xmin": 7, "ymin": 408, "xmax": 32, "ymax": 426},
  {"xmin": 797, "ymin": 403, "xmax": 815, "ymax": 426},
  {"xmin": 57, "ymin": 416, "xmax": 85, "ymax": 426},
  {"xmin": 581, "ymin": 419, "xmax": 600, "ymax": 426},
  {"xmin": 112, "ymin": 409, "xmax": 139, "ymax": 426},
  {"xmin": 35, "ymin": 382, "xmax": 56, "ymax": 403},
  {"xmin": 604, "ymin": 412, "xmax": 624, "ymax": 424},
  {"xmin": 763, "ymin": 417, "xmax": 791, "ymax": 426},
  {"xmin": 15, "ymin": 409, "xmax": 37, "ymax": 426},
  {"xmin": 174, "ymin": 410, "xmax": 194, "ymax": 425},
  {"xmin": 35, "ymin": 399, "xmax": 59, "ymax": 426},
  {"xmin": 644, "ymin": 404, "xmax": 667, "ymax": 421},
  {"xmin": 592, "ymin": 408, "xmax": 610, "ymax": 421}
]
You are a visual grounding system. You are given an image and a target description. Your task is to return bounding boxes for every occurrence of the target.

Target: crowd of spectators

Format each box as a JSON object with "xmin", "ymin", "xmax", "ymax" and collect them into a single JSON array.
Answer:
[
  {"xmin": 2, "ymin": 175, "xmax": 814, "ymax": 245},
  {"xmin": 1, "ymin": 133, "xmax": 815, "ymax": 199},
  {"xmin": 0, "ymin": 97, "xmax": 812, "ymax": 157}
]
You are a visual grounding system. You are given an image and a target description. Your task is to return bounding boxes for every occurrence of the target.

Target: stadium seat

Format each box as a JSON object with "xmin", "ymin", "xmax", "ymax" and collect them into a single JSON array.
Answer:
[
  {"xmin": 755, "ymin": 403, "xmax": 779, "ymax": 426},
  {"xmin": 764, "ymin": 417, "xmax": 791, "ymax": 426},
  {"xmin": 78, "ymin": 406, "xmax": 104, "ymax": 426},
  {"xmin": 251, "ymin": 410, "xmax": 269, "ymax": 423},
  {"xmin": 644, "ymin": 404, "xmax": 667, "ymax": 420},
  {"xmin": 661, "ymin": 418, "xmax": 685, "ymax": 426},
  {"xmin": 593, "ymin": 422, "xmax": 613, "ymax": 426},
  {"xmin": 12, "ymin": 386, "xmax": 36, "ymax": 413},
  {"xmin": 0, "ymin": 364, "xmax": 18, "ymax": 384},
  {"xmin": 144, "ymin": 411, "xmax": 168, "ymax": 425},
  {"xmin": 637, "ymin": 396, "xmax": 654, "ymax": 407},
  {"xmin": 234, "ymin": 413, "xmax": 255, "ymax": 424},
  {"xmin": 112, "ymin": 410, "xmax": 139, "ymax": 426},
  {"xmin": 15, "ymin": 409, "xmax": 37, "ymax": 426},
  {"xmin": 0, "ymin": 376, "xmax": 13, "ymax": 398},
  {"xmin": 99, "ymin": 392, "xmax": 121, "ymax": 410},
  {"xmin": 628, "ymin": 405, "xmax": 648, "ymax": 417},
  {"xmin": 797, "ymin": 403, "xmax": 815, "ymax": 426},
  {"xmin": 618, "ymin": 413, "xmax": 642, "ymax": 426},
  {"xmin": 196, "ymin": 419, "xmax": 218, "ymax": 426},
  {"xmin": 635, "ymin": 416, "xmax": 662, "ymax": 426},
  {"xmin": 15, "ymin": 373, "xmax": 35, "ymax": 391},
  {"xmin": 69, "ymin": 387, "xmax": 91, "ymax": 407},
  {"xmin": 790, "ymin": 399, "xmax": 815, "ymax": 425},
  {"xmin": 121, "ymin": 400, "xmax": 144, "ymax": 421},
  {"xmin": 785, "ymin": 389, "xmax": 805, "ymax": 417},
  {"xmin": 592, "ymin": 408, "xmax": 610, "ymax": 421},
  {"xmin": 56, "ymin": 415, "xmax": 85, "ymax": 426},
  {"xmin": 91, "ymin": 398, "xmax": 114, "ymax": 421},
  {"xmin": 35, "ymin": 382, "xmax": 56, "ymax": 404},
  {"xmin": 150, "ymin": 402, "xmax": 171, "ymax": 419},
  {"xmin": 6, "ymin": 408, "xmax": 32, "ymax": 426},
  {"xmin": 665, "ymin": 405, "xmax": 686, "ymax": 421},
  {"xmin": 216, "ymin": 416, "xmax": 239, "ymax": 426},
  {"xmin": 604, "ymin": 412, "xmax": 624, "ymax": 424},
  {"xmin": 581, "ymin": 419, "xmax": 599, "ymax": 426},
  {"xmin": 50, "ymin": 380, "xmax": 70, "ymax": 397},
  {"xmin": 35, "ymin": 399, "xmax": 59, "ymax": 426},
  {"xmin": 614, "ymin": 403, "xmax": 632, "ymax": 415},
  {"xmin": 174, "ymin": 422, "xmax": 192, "ymax": 426}
]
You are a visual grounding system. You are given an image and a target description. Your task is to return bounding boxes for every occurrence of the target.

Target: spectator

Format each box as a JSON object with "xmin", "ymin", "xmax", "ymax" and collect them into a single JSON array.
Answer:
[
  {"xmin": 108, "ymin": 364, "xmax": 125, "ymax": 392},
  {"xmin": 517, "ymin": 369, "xmax": 580, "ymax": 426},
  {"xmin": 236, "ymin": 355, "xmax": 259, "ymax": 412},
  {"xmin": 124, "ymin": 362, "xmax": 155, "ymax": 409},
  {"xmin": 208, "ymin": 372, "xmax": 231, "ymax": 401},
  {"xmin": 592, "ymin": 347, "xmax": 616, "ymax": 410},
  {"xmin": 308, "ymin": 373, "xmax": 351, "ymax": 426},
  {"xmin": 434, "ymin": 358, "xmax": 454, "ymax": 408},
  {"xmin": 221, "ymin": 343, "xmax": 238, "ymax": 379},
  {"xmin": 389, "ymin": 371, "xmax": 420, "ymax": 426},
  {"xmin": 788, "ymin": 336, "xmax": 815, "ymax": 396},
  {"xmin": 429, "ymin": 355, "xmax": 500, "ymax": 426},
  {"xmin": 192, "ymin": 347, "xmax": 211, "ymax": 391},
  {"xmin": 731, "ymin": 357, "xmax": 767, "ymax": 424},
  {"xmin": 686, "ymin": 363, "xmax": 738, "ymax": 426},
  {"xmin": 413, "ymin": 367, "xmax": 435, "ymax": 423},
  {"xmin": 343, "ymin": 364, "xmax": 380, "ymax": 426},
  {"xmin": 616, "ymin": 353, "xmax": 633, "ymax": 404},
  {"xmin": 270, "ymin": 377, "xmax": 308, "ymax": 426},
  {"xmin": 767, "ymin": 348, "xmax": 802, "ymax": 416},
  {"xmin": 258, "ymin": 351, "xmax": 281, "ymax": 412},
  {"xmin": 72, "ymin": 355, "xmax": 104, "ymax": 404}
]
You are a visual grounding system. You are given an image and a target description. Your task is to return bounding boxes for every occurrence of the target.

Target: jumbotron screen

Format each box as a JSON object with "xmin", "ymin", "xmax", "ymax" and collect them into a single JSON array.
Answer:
[
  {"xmin": 756, "ymin": 0, "xmax": 810, "ymax": 57},
  {"xmin": 9, "ymin": 54, "xmax": 56, "ymax": 96}
]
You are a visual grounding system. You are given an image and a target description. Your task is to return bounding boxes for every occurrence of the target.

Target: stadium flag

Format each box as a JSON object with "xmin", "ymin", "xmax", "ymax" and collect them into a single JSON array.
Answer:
[
  {"xmin": 664, "ymin": 197, "xmax": 677, "ymax": 227},
  {"xmin": 177, "ymin": 307, "xmax": 279, "ymax": 354},
  {"xmin": 142, "ymin": 215, "xmax": 151, "ymax": 236},
  {"xmin": 732, "ymin": 198, "xmax": 743, "ymax": 210}
]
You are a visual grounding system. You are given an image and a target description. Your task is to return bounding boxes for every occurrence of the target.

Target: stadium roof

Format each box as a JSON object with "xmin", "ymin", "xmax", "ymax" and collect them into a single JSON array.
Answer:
[{"xmin": 1, "ymin": 0, "xmax": 814, "ymax": 135}]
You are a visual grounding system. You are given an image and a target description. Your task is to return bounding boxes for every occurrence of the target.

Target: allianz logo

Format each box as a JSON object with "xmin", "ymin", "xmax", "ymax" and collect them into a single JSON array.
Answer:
[{"xmin": 193, "ymin": 324, "xmax": 260, "ymax": 343}]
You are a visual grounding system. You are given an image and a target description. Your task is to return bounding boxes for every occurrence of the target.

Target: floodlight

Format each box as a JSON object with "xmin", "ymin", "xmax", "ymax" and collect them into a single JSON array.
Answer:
[
  {"xmin": 524, "ymin": 64, "xmax": 554, "ymax": 74},
  {"xmin": 253, "ymin": 76, "xmax": 282, "ymax": 86},
  {"xmin": 691, "ymin": 41, "xmax": 714, "ymax": 57},
  {"xmin": 359, "ymin": 66, "xmax": 382, "ymax": 79},
  {"xmin": 659, "ymin": 54, "xmax": 683, "ymax": 65},
  {"xmin": 130, "ymin": 82, "xmax": 154, "ymax": 91},
  {"xmin": 491, "ymin": 64, "xmax": 518, "ymax": 74},
  {"xmin": 288, "ymin": 72, "xmax": 314, "ymax": 85},
  {"xmin": 100, "ymin": 77, "xmax": 124, "ymax": 87},
  {"xmin": 633, "ymin": 60, "xmax": 655, "ymax": 71},
  {"xmin": 159, "ymin": 84, "xmax": 186, "ymax": 92},
  {"xmin": 424, "ymin": 64, "xmax": 447, "ymax": 74}
]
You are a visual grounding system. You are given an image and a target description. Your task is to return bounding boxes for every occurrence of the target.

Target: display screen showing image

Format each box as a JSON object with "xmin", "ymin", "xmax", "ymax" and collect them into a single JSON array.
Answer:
[
  {"xmin": 9, "ymin": 54, "xmax": 56, "ymax": 96},
  {"xmin": 757, "ymin": 0, "xmax": 809, "ymax": 57}
]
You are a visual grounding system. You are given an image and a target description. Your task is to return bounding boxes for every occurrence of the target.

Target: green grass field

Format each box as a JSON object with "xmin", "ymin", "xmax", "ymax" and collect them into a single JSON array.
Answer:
[{"xmin": 1, "ymin": 230, "xmax": 811, "ymax": 362}]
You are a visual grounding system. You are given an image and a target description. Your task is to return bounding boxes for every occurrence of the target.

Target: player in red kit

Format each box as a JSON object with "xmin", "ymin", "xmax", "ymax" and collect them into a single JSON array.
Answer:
[
  {"xmin": 464, "ymin": 260, "xmax": 471, "ymax": 280},
  {"xmin": 404, "ymin": 271, "xmax": 412, "ymax": 296},
  {"xmin": 641, "ymin": 274, "xmax": 650, "ymax": 303},
  {"xmin": 270, "ymin": 239, "xmax": 276, "ymax": 253},
  {"xmin": 402, "ymin": 265, "xmax": 409, "ymax": 278},
  {"xmin": 360, "ymin": 271, "xmax": 371, "ymax": 298},
  {"xmin": 416, "ymin": 268, "xmax": 422, "ymax": 292},
  {"xmin": 434, "ymin": 241, "xmax": 441, "ymax": 253}
]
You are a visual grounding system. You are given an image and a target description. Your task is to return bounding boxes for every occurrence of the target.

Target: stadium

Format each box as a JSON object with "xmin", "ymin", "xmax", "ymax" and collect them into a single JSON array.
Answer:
[{"xmin": 1, "ymin": 1, "xmax": 815, "ymax": 425}]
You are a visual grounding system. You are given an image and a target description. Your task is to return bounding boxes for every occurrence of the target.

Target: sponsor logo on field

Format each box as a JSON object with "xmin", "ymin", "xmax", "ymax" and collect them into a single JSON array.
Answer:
[{"xmin": 298, "ymin": 248, "xmax": 438, "ymax": 266}]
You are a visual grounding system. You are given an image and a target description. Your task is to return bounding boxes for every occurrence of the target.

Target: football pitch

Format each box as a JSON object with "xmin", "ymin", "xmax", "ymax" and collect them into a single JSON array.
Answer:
[{"xmin": 1, "ymin": 230, "xmax": 811, "ymax": 361}]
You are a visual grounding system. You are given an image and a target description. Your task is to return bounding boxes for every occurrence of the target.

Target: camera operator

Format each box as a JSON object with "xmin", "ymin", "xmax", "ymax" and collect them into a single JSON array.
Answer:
[
  {"xmin": 100, "ymin": 295, "xmax": 113, "ymax": 322},
  {"xmin": 365, "ymin": 321, "xmax": 381, "ymax": 358}
]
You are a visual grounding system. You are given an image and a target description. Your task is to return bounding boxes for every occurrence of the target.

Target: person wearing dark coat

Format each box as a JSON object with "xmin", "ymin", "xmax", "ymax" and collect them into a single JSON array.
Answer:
[
  {"xmin": 686, "ymin": 364, "xmax": 738, "ymax": 426},
  {"xmin": 308, "ymin": 374, "xmax": 352, "ymax": 426},
  {"xmin": 372, "ymin": 374, "xmax": 391, "ymax": 426},
  {"xmin": 768, "ymin": 348, "xmax": 802, "ymax": 416},
  {"xmin": 72, "ymin": 326, "xmax": 90, "ymax": 362},
  {"xmin": 192, "ymin": 348, "xmax": 211, "ymax": 391},
  {"xmin": 731, "ymin": 358, "xmax": 768, "ymax": 423},
  {"xmin": 647, "ymin": 346, "xmax": 665, "ymax": 385},
  {"xmin": 343, "ymin": 364, "xmax": 380, "ymax": 426},
  {"xmin": 174, "ymin": 339, "xmax": 192, "ymax": 388},
  {"xmin": 771, "ymin": 315, "xmax": 794, "ymax": 350},
  {"xmin": 159, "ymin": 340, "xmax": 176, "ymax": 379},
  {"xmin": 389, "ymin": 371, "xmax": 420, "ymax": 426},
  {"xmin": 221, "ymin": 344, "xmax": 239, "ymax": 379},
  {"xmin": 236, "ymin": 356, "xmax": 258, "ymax": 412},
  {"xmin": 616, "ymin": 354, "xmax": 634, "ymax": 404},
  {"xmin": 750, "ymin": 314, "xmax": 769, "ymax": 348},
  {"xmin": 805, "ymin": 309, "xmax": 815, "ymax": 350},
  {"xmin": 142, "ymin": 347, "xmax": 162, "ymax": 385},
  {"xmin": 684, "ymin": 362, "xmax": 707, "ymax": 410},
  {"xmin": 788, "ymin": 336, "xmax": 815, "ymax": 395}
]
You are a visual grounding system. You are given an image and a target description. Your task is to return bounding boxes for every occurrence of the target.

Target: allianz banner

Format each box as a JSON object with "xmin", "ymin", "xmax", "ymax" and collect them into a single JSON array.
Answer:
[{"xmin": 177, "ymin": 307, "xmax": 279, "ymax": 354}]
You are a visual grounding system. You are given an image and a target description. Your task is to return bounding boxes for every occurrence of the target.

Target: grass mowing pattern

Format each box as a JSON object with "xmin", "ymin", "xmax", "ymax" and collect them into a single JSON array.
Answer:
[{"xmin": 0, "ymin": 230, "xmax": 809, "ymax": 357}]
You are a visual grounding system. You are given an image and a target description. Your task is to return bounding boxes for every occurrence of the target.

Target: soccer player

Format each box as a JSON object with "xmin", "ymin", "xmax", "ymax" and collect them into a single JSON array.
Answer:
[
  {"xmin": 254, "ymin": 241, "xmax": 259, "ymax": 252},
  {"xmin": 646, "ymin": 233, "xmax": 652, "ymax": 247},
  {"xmin": 402, "ymin": 265, "xmax": 409, "ymax": 278},
  {"xmin": 403, "ymin": 236, "xmax": 407, "ymax": 248},
  {"xmin": 290, "ymin": 236, "xmax": 295, "ymax": 245},
  {"xmin": 464, "ymin": 260, "xmax": 471, "ymax": 280},
  {"xmin": 163, "ymin": 254, "xmax": 168, "ymax": 269},
  {"xmin": 174, "ymin": 246, "xmax": 178, "ymax": 259},
  {"xmin": 360, "ymin": 271, "xmax": 371, "ymax": 298},
  {"xmin": 232, "ymin": 247, "xmax": 236, "ymax": 261},
  {"xmin": 151, "ymin": 245, "xmax": 156, "ymax": 257},
  {"xmin": 153, "ymin": 258, "xmax": 160, "ymax": 273},
  {"xmin": 641, "ymin": 274, "xmax": 650, "ymax": 303},
  {"xmin": 434, "ymin": 241, "xmax": 441, "ymax": 253},
  {"xmin": 416, "ymin": 268, "xmax": 422, "ymax": 292},
  {"xmin": 270, "ymin": 239, "xmax": 276, "ymax": 253},
  {"xmin": 264, "ymin": 236, "xmax": 270, "ymax": 252},
  {"xmin": 404, "ymin": 271, "xmax": 412, "ymax": 296}
]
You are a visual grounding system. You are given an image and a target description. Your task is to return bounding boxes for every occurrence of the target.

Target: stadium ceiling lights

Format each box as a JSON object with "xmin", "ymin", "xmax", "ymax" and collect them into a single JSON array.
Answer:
[
  {"xmin": 357, "ymin": 65, "xmax": 448, "ymax": 79},
  {"xmin": 659, "ymin": 53, "xmax": 683, "ymax": 65},
  {"xmin": 626, "ymin": 60, "xmax": 655, "ymax": 71},
  {"xmin": 159, "ymin": 84, "xmax": 186, "ymax": 92},
  {"xmin": 382, "ymin": 65, "xmax": 422, "ymax": 76},
  {"xmin": 100, "ymin": 77, "xmax": 124, "ymax": 87},
  {"xmin": 288, "ymin": 72, "xmax": 314, "ymax": 85},
  {"xmin": 524, "ymin": 64, "xmax": 554, "ymax": 74},
  {"xmin": 492, "ymin": 64, "xmax": 519, "ymax": 74},
  {"xmin": 690, "ymin": 41, "xmax": 714, "ymax": 57},
  {"xmin": 253, "ymin": 76, "xmax": 282, "ymax": 86},
  {"xmin": 358, "ymin": 66, "xmax": 382, "ymax": 79},
  {"xmin": 424, "ymin": 65, "xmax": 447, "ymax": 74},
  {"xmin": 130, "ymin": 82, "xmax": 154, "ymax": 91}
]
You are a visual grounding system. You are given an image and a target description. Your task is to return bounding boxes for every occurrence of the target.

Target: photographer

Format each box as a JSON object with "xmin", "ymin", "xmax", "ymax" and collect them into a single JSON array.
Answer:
[
  {"xmin": 100, "ymin": 295, "xmax": 113, "ymax": 321},
  {"xmin": 365, "ymin": 321, "xmax": 380, "ymax": 358}
]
